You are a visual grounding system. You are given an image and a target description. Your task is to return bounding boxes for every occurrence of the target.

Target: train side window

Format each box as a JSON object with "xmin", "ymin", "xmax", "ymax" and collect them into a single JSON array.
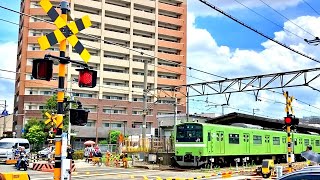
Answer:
[
  {"xmin": 304, "ymin": 139, "xmax": 310, "ymax": 146},
  {"xmin": 229, "ymin": 134, "xmax": 239, "ymax": 144},
  {"xmin": 282, "ymin": 137, "xmax": 286, "ymax": 144},
  {"xmin": 208, "ymin": 132, "xmax": 211, "ymax": 141},
  {"xmin": 253, "ymin": 135, "xmax": 262, "ymax": 144},
  {"xmin": 316, "ymin": 140, "xmax": 320, "ymax": 146},
  {"xmin": 216, "ymin": 133, "xmax": 219, "ymax": 141},
  {"xmin": 273, "ymin": 137, "xmax": 280, "ymax": 145}
]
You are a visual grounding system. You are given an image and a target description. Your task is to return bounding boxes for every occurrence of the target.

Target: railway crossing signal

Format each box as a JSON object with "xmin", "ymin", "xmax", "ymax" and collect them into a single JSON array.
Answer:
[
  {"xmin": 76, "ymin": 68, "xmax": 97, "ymax": 88},
  {"xmin": 284, "ymin": 116, "xmax": 292, "ymax": 126},
  {"xmin": 37, "ymin": 0, "xmax": 92, "ymax": 63},
  {"xmin": 32, "ymin": 58, "xmax": 53, "ymax": 81}
]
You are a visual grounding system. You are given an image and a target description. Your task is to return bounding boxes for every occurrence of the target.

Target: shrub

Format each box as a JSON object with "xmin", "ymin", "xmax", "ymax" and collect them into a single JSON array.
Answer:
[
  {"xmin": 99, "ymin": 140, "xmax": 108, "ymax": 145},
  {"xmin": 72, "ymin": 150, "xmax": 84, "ymax": 160}
]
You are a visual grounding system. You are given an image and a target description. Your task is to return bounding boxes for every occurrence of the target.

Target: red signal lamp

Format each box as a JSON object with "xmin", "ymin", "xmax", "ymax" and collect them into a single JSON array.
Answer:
[
  {"xmin": 284, "ymin": 117, "xmax": 292, "ymax": 125},
  {"xmin": 76, "ymin": 68, "xmax": 97, "ymax": 88},
  {"xmin": 32, "ymin": 58, "xmax": 53, "ymax": 81}
]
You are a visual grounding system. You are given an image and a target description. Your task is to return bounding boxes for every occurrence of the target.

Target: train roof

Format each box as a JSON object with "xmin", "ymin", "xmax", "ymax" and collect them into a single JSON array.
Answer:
[{"xmin": 192, "ymin": 112, "xmax": 320, "ymax": 134}]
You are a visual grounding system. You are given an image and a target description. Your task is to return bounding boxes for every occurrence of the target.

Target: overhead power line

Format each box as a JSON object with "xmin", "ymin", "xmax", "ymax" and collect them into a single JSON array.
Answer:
[
  {"xmin": 258, "ymin": 0, "xmax": 316, "ymax": 38},
  {"xmin": 302, "ymin": 0, "xmax": 320, "ymax": 16},
  {"xmin": 198, "ymin": 0, "xmax": 320, "ymax": 64},
  {"xmin": 233, "ymin": 0, "xmax": 305, "ymax": 41}
]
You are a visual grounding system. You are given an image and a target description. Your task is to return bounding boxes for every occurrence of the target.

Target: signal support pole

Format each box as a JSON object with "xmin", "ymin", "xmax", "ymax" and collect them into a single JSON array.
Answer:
[
  {"xmin": 54, "ymin": 1, "xmax": 68, "ymax": 179},
  {"xmin": 284, "ymin": 91, "xmax": 293, "ymax": 173}
]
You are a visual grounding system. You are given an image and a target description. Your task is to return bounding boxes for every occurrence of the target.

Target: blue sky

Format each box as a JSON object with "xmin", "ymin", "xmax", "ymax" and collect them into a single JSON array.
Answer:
[{"xmin": 0, "ymin": 0, "xmax": 320, "ymax": 120}]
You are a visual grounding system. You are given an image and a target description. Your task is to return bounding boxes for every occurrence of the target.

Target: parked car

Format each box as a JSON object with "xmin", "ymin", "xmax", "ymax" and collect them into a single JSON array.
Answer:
[
  {"xmin": 278, "ymin": 168, "xmax": 320, "ymax": 180},
  {"xmin": 38, "ymin": 146, "xmax": 54, "ymax": 158}
]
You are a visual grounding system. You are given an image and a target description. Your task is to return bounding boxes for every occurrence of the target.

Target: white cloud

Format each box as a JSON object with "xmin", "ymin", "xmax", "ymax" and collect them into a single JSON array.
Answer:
[
  {"xmin": 188, "ymin": 0, "xmax": 303, "ymax": 17},
  {"xmin": 187, "ymin": 12, "xmax": 320, "ymax": 118}
]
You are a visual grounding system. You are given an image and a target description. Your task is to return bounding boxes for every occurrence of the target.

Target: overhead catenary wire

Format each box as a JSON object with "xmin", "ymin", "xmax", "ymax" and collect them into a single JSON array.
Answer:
[
  {"xmin": 1, "ymin": 5, "xmax": 320, "ymax": 115},
  {"xmin": 302, "ymin": 0, "xmax": 320, "ymax": 16},
  {"xmin": 233, "ymin": 0, "xmax": 306, "ymax": 41},
  {"xmin": 257, "ymin": 0, "xmax": 316, "ymax": 38},
  {"xmin": 198, "ymin": 0, "xmax": 320, "ymax": 64}
]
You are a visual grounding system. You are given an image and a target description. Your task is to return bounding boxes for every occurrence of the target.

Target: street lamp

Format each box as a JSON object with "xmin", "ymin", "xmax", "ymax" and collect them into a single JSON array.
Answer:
[{"xmin": 253, "ymin": 108, "xmax": 260, "ymax": 116}]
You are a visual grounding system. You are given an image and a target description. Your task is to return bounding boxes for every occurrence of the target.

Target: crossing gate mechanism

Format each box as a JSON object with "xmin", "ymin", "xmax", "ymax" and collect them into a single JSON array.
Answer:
[{"xmin": 37, "ymin": 0, "xmax": 92, "ymax": 63}]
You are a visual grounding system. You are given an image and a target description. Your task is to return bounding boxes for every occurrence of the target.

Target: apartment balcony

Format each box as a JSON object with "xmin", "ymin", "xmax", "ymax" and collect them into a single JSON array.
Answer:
[
  {"xmin": 131, "ymin": 61, "xmax": 154, "ymax": 70},
  {"xmin": 70, "ymin": 53, "xmax": 101, "ymax": 64},
  {"xmin": 131, "ymin": 48, "xmax": 155, "ymax": 57},
  {"xmin": 157, "ymin": 65, "xmax": 184, "ymax": 75},
  {"xmin": 76, "ymin": 0, "xmax": 102, "ymax": 9},
  {"xmin": 105, "ymin": 3, "xmax": 130, "ymax": 15},
  {"xmin": 157, "ymin": 78, "xmax": 184, "ymax": 87},
  {"xmin": 157, "ymin": 52, "xmax": 184, "ymax": 63},
  {"xmin": 104, "ymin": 17, "xmax": 130, "ymax": 29},
  {"xmin": 79, "ymin": 39, "xmax": 101, "ymax": 50},
  {"xmin": 132, "ymin": 0, "xmax": 156, "ymax": 8},
  {"xmin": 133, "ymin": 10, "xmax": 155, "ymax": 21},
  {"xmin": 101, "ymin": 86, "xmax": 130, "ymax": 94},
  {"xmin": 158, "ymin": 3, "xmax": 184, "ymax": 15},
  {"xmin": 159, "ymin": 15, "xmax": 184, "ymax": 27},
  {"xmin": 158, "ymin": 40, "xmax": 184, "ymax": 50},
  {"xmin": 104, "ymin": 30, "xmax": 130, "ymax": 42},
  {"xmin": 131, "ymin": 75, "xmax": 155, "ymax": 83},
  {"xmin": 81, "ymin": 27, "xmax": 101, "ymax": 37},
  {"xmin": 104, "ymin": 58, "xmax": 130, "ymax": 68},
  {"xmin": 103, "ymin": 44, "xmax": 130, "ymax": 54},
  {"xmin": 29, "ymin": 8, "xmax": 47, "ymax": 16},
  {"xmin": 26, "ymin": 51, "xmax": 59, "ymax": 59},
  {"xmin": 29, "ymin": 22, "xmax": 56, "ymax": 30},
  {"xmin": 24, "ymin": 80, "xmax": 58, "ymax": 88},
  {"xmin": 158, "ymin": 27, "xmax": 184, "ymax": 39},
  {"xmin": 102, "ymin": 71, "xmax": 129, "ymax": 80},
  {"xmin": 74, "ymin": 11, "xmax": 101, "ymax": 23},
  {"xmin": 133, "ymin": 22, "xmax": 155, "ymax": 33},
  {"xmin": 132, "ymin": 35, "xmax": 155, "ymax": 46}
]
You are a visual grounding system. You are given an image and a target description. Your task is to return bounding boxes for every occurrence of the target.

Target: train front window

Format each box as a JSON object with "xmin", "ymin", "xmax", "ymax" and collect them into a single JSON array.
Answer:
[{"xmin": 176, "ymin": 124, "xmax": 203, "ymax": 142}]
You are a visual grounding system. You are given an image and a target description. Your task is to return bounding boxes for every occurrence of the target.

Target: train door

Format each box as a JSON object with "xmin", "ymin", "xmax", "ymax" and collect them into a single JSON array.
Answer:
[
  {"xmin": 207, "ymin": 131, "xmax": 213, "ymax": 153},
  {"xmin": 265, "ymin": 135, "xmax": 271, "ymax": 153},
  {"xmin": 216, "ymin": 131, "xmax": 225, "ymax": 154},
  {"xmin": 282, "ymin": 137, "xmax": 287, "ymax": 153},
  {"xmin": 243, "ymin": 133, "xmax": 250, "ymax": 154}
]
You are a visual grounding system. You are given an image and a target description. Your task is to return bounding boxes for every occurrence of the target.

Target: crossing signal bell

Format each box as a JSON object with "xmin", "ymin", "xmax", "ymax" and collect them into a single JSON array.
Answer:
[
  {"xmin": 76, "ymin": 68, "xmax": 97, "ymax": 88},
  {"xmin": 32, "ymin": 58, "xmax": 53, "ymax": 81}
]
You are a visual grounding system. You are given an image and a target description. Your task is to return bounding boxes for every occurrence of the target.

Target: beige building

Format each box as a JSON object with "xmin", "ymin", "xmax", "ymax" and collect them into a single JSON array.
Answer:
[
  {"xmin": 14, "ymin": 0, "xmax": 187, "ymax": 139},
  {"xmin": 0, "ymin": 115, "xmax": 14, "ymax": 138}
]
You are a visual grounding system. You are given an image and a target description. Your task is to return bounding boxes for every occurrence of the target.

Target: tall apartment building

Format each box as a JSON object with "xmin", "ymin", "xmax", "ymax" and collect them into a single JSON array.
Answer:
[{"xmin": 14, "ymin": 0, "xmax": 187, "ymax": 139}]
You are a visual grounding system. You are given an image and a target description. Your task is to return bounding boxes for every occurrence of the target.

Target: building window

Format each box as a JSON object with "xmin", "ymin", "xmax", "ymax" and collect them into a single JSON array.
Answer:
[
  {"xmin": 228, "ymin": 134, "xmax": 239, "ymax": 144},
  {"xmin": 273, "ymin": 137, "xmax": 280, "ymax": 145},
  {"xmin": 304, "ymin": 139, "xmax": 310, "ymax": 146},
  {"xmin": 253, "ymin": 135, "xmax": 262, "ymax": 144},
  {"xmin": 86, "ymin": 121, "xmax": 95, "ymax": 127}
]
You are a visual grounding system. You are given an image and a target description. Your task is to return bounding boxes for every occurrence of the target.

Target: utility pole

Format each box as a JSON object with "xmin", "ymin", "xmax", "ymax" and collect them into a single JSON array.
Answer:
[
  {"xmin": 68, "ymin": 79, "xmax": 73, "ymax": 145},
  {"xmin": 142, "ymin": 59, "xmax": 148, "ymax": 155}
]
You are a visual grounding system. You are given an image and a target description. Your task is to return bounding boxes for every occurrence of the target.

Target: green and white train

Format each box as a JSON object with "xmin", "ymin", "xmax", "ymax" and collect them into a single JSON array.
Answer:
[{"xmin": 174, "ymin": 122, "xmax": 320, "ymax": 167}]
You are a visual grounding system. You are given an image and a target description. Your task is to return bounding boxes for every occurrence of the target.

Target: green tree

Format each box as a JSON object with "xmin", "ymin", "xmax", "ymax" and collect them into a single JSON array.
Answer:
[
  {"xmin": 109, "ymin": 130, "xmax": 121, "ymax": 144},
  {"xmin": 25, "ymin": 125, "xmax": 46, "ymax": 152},
  {"xmin": 22, "ymin": 118, "xmax": 45, "ymax": 137}
]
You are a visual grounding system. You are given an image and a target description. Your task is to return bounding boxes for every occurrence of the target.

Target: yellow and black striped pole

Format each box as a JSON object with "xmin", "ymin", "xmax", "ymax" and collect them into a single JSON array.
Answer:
[
  {"xmin": 54, "ymin": 1, "xmax": 68, "ymax": 179},
  {"xmin": 284, "ymin": 91, "xmax": 293, "ymax": 173}
]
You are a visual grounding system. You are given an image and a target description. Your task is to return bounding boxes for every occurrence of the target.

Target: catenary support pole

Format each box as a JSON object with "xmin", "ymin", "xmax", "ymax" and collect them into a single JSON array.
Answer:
[{"xmin": 54, "ymin": 1, "xmax": 68, "ymax": 179}]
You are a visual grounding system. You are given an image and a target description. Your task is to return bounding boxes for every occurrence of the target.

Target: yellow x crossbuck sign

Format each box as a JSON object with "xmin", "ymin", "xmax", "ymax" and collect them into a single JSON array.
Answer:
[
  {"xmin": 44, "ymin": 112, "xmax": 57, "ymax": 125},
  {"xmin": 37, "ymin": 0, "xmax": 92, "ymax": 63}
]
